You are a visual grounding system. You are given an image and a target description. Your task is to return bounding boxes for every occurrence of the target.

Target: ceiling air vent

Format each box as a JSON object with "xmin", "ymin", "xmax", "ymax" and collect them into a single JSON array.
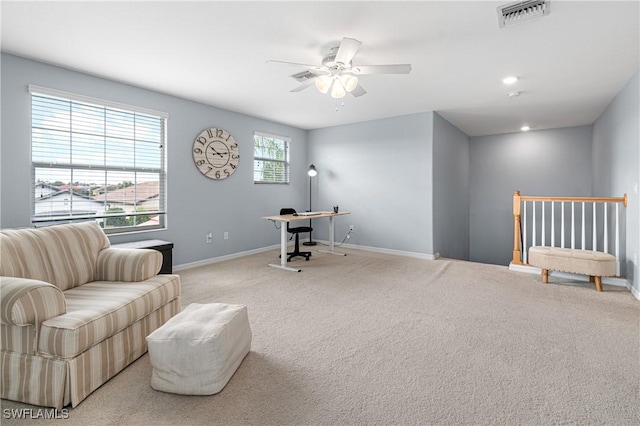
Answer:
[
  {"xmin": 291, "ymin": 70, "xmax": 317, "ymax": 83},
  {"xmin": 497, "ymin": 0, "xmax": 550, "ymax": 28}
]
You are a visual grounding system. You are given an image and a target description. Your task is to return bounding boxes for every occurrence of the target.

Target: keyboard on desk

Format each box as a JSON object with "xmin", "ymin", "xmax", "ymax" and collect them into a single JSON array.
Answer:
[{"xmin": 296, "ymin": 211, "xmax": 323, "ymax": 216}]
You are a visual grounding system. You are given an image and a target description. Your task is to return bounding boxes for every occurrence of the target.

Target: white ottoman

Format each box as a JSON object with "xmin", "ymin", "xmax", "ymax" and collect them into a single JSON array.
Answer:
[{"xmin": 146, "ymin": 303, "xmax": 252, "ymax": 395}]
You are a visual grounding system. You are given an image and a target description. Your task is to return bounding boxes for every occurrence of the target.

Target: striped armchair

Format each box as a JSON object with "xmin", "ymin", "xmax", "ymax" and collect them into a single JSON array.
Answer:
[{"xmin": 0, "ymin": 221, "xmax": 181, "ymax": 409}]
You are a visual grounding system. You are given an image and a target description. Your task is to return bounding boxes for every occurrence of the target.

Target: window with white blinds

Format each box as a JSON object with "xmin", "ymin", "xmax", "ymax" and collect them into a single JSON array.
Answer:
[
  {"xmin": 30, "ymin": 85, "xmax": 168, "ymax": 234},
  {"xmin": 253, "ymin": 132, "xmax": 290, "ymax": 184}
]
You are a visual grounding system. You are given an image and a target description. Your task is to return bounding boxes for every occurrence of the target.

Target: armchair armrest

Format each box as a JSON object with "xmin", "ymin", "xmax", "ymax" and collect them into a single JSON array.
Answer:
[
  {"xmin": 95, "ymin": 248, "xmax": 162, "ymax": 282},
  {"xmin": 0, "ymin": 277, "xmax": 66, "ymax": 326}
]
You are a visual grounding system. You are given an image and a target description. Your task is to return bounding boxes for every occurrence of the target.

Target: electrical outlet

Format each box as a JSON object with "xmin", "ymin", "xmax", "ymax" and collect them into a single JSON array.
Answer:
[
  {"xmin": 349, "ymin": 225, "xmax": 355, "ymax": 232},
  {"xmin": 224, "ymin": 232, "xmax": 229, "ymax": 240},
  {"xmin": 206, "ymin": 232, "xmax": 212, "ymax": 244}
]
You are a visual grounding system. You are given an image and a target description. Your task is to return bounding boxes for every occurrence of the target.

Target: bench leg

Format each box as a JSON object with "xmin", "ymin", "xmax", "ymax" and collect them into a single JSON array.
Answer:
[
  {"xmin": 541, "ymin": 269, "xmax": 549, "ymax": 284},
  {"xmin": 594, "ymin": 276, "xmax": 603, "ymax": 292}
]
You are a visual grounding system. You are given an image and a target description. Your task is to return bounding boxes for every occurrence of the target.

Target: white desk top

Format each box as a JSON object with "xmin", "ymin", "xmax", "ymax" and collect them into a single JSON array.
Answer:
[{"xmin": 262, "ymin": 211, "xmax": 350, "ymax": 222}]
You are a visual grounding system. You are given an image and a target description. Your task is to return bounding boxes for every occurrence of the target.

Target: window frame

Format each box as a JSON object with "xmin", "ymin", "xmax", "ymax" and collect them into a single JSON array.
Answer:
[
  {"xmin": 253, "ymin": 131, "xmax": 291, "ymax": 184},
  {"xmin": 29, "ymin": 85, "xmax": 168, "ymax": 235}
]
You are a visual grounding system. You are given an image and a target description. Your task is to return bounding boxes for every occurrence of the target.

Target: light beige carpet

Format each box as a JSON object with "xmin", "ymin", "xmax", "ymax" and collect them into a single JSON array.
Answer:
[{"xmin": 2, "ymin": 248, "xmax": 639, "ymax": 425}]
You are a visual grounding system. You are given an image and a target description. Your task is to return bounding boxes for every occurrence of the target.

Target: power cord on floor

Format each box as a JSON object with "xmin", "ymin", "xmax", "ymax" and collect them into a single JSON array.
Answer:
[
  {"xmin": 336, "ymin": 228, "xmax": 354, "ymax": 246},
  {"xmin": 317, "ymin": 228, "xmax": 353, "ymax": 247}
]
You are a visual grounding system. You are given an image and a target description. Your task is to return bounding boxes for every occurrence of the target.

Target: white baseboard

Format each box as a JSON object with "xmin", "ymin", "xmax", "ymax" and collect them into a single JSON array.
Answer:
[
  {"xmin": 175, "ymin": 242, "xmax": 439, "ymax": 271},
  {"xmin": 630, "ymin": 284, "xmax": 640, "ymax": 300},
  {"xmin": 316, "ymin": 240, "xmax": 440, "ymax": 260},
  {"xmin": 173, "ymin": 244, "xmax": 281, "ymax": 271},
  {"xmin": 509, "ymin": 262, "xmax": 638, "ymax": 299}
]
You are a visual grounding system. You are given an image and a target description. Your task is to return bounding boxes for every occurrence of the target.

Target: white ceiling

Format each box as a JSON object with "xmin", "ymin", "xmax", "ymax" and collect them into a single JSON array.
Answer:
[{"xmin": 1, "ymin": 1, "xmax": 638, "ymax": 137}]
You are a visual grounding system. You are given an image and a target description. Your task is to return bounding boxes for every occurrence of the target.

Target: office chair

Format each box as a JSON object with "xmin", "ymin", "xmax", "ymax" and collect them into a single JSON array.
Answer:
[{"xmin": 280, "ymin": 208, "xmax": 313, "ymax": 261}]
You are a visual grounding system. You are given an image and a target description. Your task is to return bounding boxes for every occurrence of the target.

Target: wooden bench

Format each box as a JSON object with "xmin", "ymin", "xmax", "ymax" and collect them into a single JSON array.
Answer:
[{"xmin": 528, "ymin": 246, "xmax": 617, "ymax": 292}]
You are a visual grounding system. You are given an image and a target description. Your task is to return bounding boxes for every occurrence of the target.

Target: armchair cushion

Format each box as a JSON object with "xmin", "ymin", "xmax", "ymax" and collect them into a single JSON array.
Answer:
[
  {"xmin": 1, "ymin": 277, "xmax": 66, "ymax": 326},
  {"xmin": 96, "ymin": 248, "xmax": 162, "ymax": 282},
  {"xmin": 1, "ymin": 222, "xmax": 110, "ymax": 291},
  {"xmin": 0, "ymin": 229, "xmax": 56, "ymax": 286},
  {"xmin": 39, "ymin": 222, "xmax": 110, "ymax": 290},
  {"xmin": 38, "ymin": 275, "xmax": 180, "ymax": 358}
]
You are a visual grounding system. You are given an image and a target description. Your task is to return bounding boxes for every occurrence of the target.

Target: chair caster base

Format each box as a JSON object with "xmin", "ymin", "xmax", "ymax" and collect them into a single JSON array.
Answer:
[{"xmin": 284, "ymin": 253, "xmax": 311, "ymax": 262}]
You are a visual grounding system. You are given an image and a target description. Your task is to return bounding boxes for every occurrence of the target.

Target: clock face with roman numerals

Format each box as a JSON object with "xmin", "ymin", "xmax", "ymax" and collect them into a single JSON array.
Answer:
[{"xmin": 192, "ymin": 127, "xmax": 239, "ymax": 180}]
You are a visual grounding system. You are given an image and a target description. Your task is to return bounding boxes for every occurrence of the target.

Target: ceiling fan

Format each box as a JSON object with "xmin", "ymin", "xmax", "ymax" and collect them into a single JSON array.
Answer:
[{"xmin": 267, "ymin": 37, "xmax": 412, "ymax": 99}]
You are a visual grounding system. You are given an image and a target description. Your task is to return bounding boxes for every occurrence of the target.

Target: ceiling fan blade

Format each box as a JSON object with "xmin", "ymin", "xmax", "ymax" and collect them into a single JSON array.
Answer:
[
  {"xmin": 335, "ymin": 37, "xmax": 362, "ymax": 66},
  {"xmin": 266, "ymin": 60, "xmax": 321, "ymax": 69},
  {"xmin": 352, "ymin": 64, "xmax": 412, "ymax": 75},
  {"xmin": 350, "ymin": 84, "xmax": 367, "ymax": 97},
  {"xmin": 290, "ymin": 79, "xmax": 318, "ymax": 93}
]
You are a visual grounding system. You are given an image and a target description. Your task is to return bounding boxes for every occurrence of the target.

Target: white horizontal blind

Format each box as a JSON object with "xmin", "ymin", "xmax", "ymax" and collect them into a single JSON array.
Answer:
[
  {"xmin": 30, "ymin": 86, "xmax": 167, "ymax": 234},
  {"xmin": 253, "ymin": 131, "xmax": 290, "ymax": 184}
]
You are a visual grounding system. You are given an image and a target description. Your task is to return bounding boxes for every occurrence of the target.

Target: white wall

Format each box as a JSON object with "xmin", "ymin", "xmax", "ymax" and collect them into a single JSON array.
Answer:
[
  {"xmin": 0, "ymin": 53, "xmax": 307, "ymax": 266},
  {"xmin": 592, "ymin": 71, "xmax": 639, "ymax": 294},
  {"xmin": 308, "ymin": 113, "xmax": 435, "ymax": 256},
  {"xmin": 469, "ymin": 126, "xmax": 593, "ymax": 266}
]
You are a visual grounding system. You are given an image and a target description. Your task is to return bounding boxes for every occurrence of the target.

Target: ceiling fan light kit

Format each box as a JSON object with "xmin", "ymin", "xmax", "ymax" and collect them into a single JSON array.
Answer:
[
  {"xmin": 330, "ymin": 80, "xmax": 347, "ymax": 99},
  {"xmin": 269, "ymin": 37, "xmax": 411, "ymax": 99},
  {"xmin": 315, "ymin": 73, "xmax": 359, "ymax": 99},
  {"xmin": 339, "ymin": 74, "xmax": 359, "ymax": 92},
  {"xmin": 315, "ymin": 75, "xmax": 332, "ymax": 94}
]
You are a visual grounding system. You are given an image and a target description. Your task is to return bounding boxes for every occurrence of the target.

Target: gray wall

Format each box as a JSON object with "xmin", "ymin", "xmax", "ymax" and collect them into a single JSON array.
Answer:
[
  {"xmin": 433, "ymin": 112, "xmax": 470, "ymax": 260},
  {"xmin": 469, "ymin": 126, "xmax": 593, "ymax": 266},
  {"xmin": 307, "ymin": 113, "xmax": 435, "ymax": 256},
  {"xmin": 0, "ymin": 54, "xmax": 307, "ymax": 266},
  {"xmin": 592, "ymin": 71, "xmax": 639, "ymax": 293}
]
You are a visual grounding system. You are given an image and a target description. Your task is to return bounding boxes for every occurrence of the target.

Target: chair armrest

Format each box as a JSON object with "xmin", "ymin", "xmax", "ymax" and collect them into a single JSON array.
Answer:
[
  {"xmin": 95, "ymin": 248, "xmax": 162, "ymax": 282},
  {"xmin": 0, "ymin": 277, "xmax": 66, "ymax": 326}
]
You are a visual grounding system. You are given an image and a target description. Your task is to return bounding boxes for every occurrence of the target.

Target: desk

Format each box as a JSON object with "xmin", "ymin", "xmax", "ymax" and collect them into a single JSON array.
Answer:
[{"xmin": 262, "ymin": 211, "xmax": 350, "ymax": 272}]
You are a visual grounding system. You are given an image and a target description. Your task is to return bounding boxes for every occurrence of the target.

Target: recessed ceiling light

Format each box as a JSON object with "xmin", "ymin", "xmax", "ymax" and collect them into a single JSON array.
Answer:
[
  {"xmin": 502, "ymin": 76, "xmax": 519, "ymax": 85},
  {"xmin": 507, "ymin": 91, "xmax": 521, "ymax": 98},
  {"xmin": 521, "ymin": 125, "xmax": 531, "ymax": 131}
]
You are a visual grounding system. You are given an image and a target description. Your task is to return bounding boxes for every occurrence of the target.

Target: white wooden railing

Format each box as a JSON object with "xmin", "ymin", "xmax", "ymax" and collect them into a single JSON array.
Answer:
[{"xmin": 512, "ymin": 191, "xmax": 628, "ymax": 275}]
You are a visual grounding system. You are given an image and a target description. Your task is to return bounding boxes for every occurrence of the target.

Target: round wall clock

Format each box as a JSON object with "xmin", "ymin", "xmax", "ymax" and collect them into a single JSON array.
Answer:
[{"xmin": 192, "ymin": 127, "xmax": 240, "ymax": 180}]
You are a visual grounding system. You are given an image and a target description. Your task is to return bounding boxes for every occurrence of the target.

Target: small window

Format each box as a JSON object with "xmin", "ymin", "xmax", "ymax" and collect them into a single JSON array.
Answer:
[
  {"xmin": 30, "ymin": 85, "xmax": 168, "ymax": 234},
  {"xmin": 253, "ymin": 132, "xmax": 290, "ymax": 184}
]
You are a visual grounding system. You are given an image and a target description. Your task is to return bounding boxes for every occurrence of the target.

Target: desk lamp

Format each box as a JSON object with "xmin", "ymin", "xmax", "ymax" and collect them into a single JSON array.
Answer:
[{"xmin": 303, "ymin": 164, "xmax": 318, "ymax": 246}]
